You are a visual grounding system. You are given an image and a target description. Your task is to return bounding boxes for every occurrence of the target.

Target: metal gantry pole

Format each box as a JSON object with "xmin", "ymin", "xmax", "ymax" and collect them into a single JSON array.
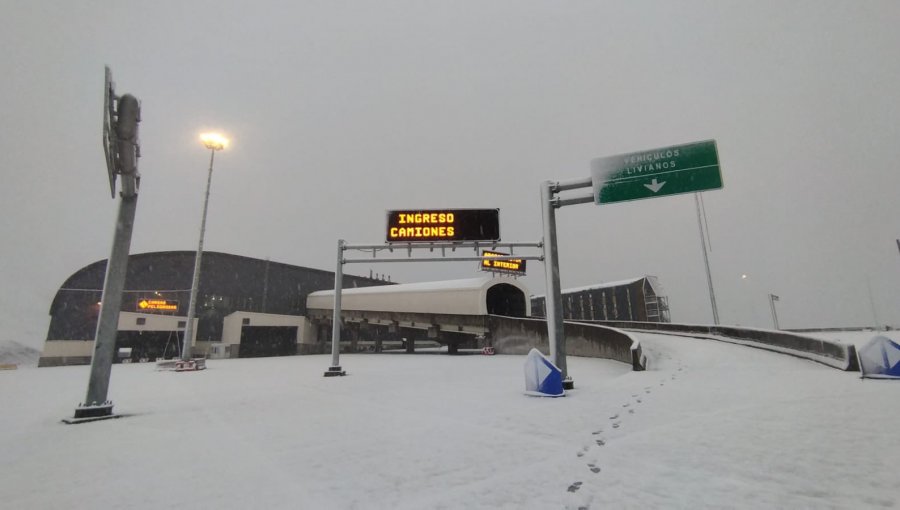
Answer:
[
  {"xmin": 325, "ymin": 239, "xmax": 346, "ymax": 376},
  {"xmin": 541, "ymin": 181, "xmax": 568, "ymax": 380},
  {"xmin": 181, "ymin": 149, "xmax": 216, "ymax": 361},
  {"xmin": 694, "ymin": 193, "xmax": 719, "ymax": 325}
]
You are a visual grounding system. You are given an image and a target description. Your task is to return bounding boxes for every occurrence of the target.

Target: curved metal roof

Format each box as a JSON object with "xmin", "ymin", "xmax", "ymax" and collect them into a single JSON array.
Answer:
[{"xmin": 308, "ymin": 276, "xmax": 530, "ymax": 316}]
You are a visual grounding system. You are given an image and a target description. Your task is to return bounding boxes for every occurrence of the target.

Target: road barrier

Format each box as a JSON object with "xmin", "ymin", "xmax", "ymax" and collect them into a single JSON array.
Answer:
[
  {"xmin": 583, "ymin": 321, "xmax": 858, "ymax": 371},
  {"xmin": 488, "ymin": 315, "xmax": 646, "ymax": 370}
]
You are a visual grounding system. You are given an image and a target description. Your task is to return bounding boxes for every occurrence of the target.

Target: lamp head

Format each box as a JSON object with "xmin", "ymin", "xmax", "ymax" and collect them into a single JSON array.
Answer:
[{"xmin": 200, "ymin": 132, "xmax": 229, "ymax": 151}]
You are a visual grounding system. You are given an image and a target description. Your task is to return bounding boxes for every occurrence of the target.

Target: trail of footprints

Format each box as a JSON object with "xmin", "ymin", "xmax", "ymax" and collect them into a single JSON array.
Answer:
[{"xmin": 566, "ymin": 363, "xmax": 685, "ymax": 507}]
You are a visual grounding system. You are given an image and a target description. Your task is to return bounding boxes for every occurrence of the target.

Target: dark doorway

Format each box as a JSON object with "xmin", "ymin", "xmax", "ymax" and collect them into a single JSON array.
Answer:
[
  {"xmin": 115, "ymin": 331, "xmax": 183, "ymax": 362},
  {"xmin": 239, "ymin": 326, "xmax": 298, "ymax": 358},
  {"xmin": 486, "ymin": 284, "xmax": 527, "ymax": 317}
]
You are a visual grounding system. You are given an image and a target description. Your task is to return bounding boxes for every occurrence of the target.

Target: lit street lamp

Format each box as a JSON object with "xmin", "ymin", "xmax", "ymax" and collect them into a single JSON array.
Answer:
[
  {"xmin": 741, "ymin": 274, "xmax": 780, "ymax": 330},
  {"xmin": 181, "ymin": 132, "xmax": 229, "ymax": 361}
]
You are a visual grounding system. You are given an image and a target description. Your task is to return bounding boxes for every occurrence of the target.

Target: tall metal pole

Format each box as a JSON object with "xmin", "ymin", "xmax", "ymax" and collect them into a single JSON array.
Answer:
[
  {"xmin": 79, "ymin": 193, "xmax": 138, "ymax": 416},
  {"xmin": 70, "ymin": 85, "xmax": 141, "ymax": 422},
  {"xmin": 768, "ymin": 294, "xmax": 780, "ymax": 330},
  {"xmin": 325, "ymin": 239, "xmax": 346, "ymax": 376},
  {"xmin": 181, "ymin": 149, "xmax": 216, "ymax": 361},
  {"xmin": 541, "ymin": 181, "xmax": 568, "ymax": 380},
  {"xmin": 694, "ymin": 193, "xmax": 719, "ymax": 324}
]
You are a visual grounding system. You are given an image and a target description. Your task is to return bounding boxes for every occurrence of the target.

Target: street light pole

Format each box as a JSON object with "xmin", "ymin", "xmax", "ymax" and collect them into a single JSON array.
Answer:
[
  {"xmin": 181, "ymin": 134, "xmax": 228, "ymax": 361},
  {"xmin": 768, "ymin": 293, "xmax": 780, "ymax": 330},
  {"xmin": 695, "ymin": 193, "xmax": 719, "ymax": 325}
]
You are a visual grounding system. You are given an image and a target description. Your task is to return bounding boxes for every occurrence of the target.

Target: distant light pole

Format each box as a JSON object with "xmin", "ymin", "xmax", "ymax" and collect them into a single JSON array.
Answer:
[
  {"xmin": 181, "ymin": 132, "xmax": 228, "ymax": 361},
  {"xmin": 695, "ymin": 193, "xmax": 719, "ymax": 325},
  {"xmin": 768, "ymin": 293, "xmax": 780, "ymax": 330}
]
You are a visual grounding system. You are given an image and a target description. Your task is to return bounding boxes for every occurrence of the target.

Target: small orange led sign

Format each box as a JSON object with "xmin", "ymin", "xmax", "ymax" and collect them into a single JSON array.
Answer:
[
  {"xmin": 137, "ymin": 299, "xmax": 178, "ymax": 311},
  {"xmin": 481, "ymin": 250, "xmax": 526, "ymax": 275}
]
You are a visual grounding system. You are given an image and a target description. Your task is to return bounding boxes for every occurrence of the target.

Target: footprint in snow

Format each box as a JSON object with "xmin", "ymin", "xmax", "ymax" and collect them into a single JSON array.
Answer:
[
  {"xmin": 595, "ymin": 439, "xmax": 605, "ymax": 446},
  {"xmin": 567, "ymin": 481, "xmax": 583, "ymax": 493},
  {"xmin": 612, "ymin": 422, "xmax": 621, "ymax": 429},
  {"xmin": 576, "ymin": 445, "xmax": 590, "ymax": 457},
  {"xmin": 628, "ymin": 409, "xmax": 635, "ymax": 414},
  {"xmin": 636, "ymin": 398, "xmax": 642, "ymax": 404},
  {"xmin": 622, "ymin": 403, "xmax": 630, "ymax": 408},
  {"xmin": 591, "ymin": 429, "xmax": 603, "ymax": 435},
  {"xmin": 588, "ymin": 463, "xmax": 601, "ymax": 474},
  {"xmin": 609, "ymin": 414, "xmax": 619, "ymax": 420}
]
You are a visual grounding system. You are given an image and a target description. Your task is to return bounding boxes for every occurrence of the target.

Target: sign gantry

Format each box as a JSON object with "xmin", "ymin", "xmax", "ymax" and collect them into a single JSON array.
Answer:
[{"xmin": 325, "ymin": 207, "xmax": 541, "ymax": 377}]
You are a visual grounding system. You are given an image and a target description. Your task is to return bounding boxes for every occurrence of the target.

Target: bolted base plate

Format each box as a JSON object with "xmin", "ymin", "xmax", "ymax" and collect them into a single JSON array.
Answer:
[
  {"xmin": 63, "ymin": 402, "xmax": 121, "ymax": 424},
  {"xmin": 323, "ymin": 366, "xmax": 347, "ymax": 377},
  {"xmin": 62, "ymin": 413, "xmax": 124, "ymax": 425},
  {"xmin": 563, "ymin": 378, "xmax": 575, "ymax": 390}
]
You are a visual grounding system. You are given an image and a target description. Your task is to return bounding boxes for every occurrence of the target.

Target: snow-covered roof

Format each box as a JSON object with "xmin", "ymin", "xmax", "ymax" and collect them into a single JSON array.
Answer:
[
  {"xmin": 309, "ymin": 276, "xmax": 506, "ymax": 297},
  {"xmin": 308, "ymin": 276, "xmax": 531, "ymax": 316},
  {"xmin": 531, "ymin": 276, "xmax": 653, "ymax": 300}
]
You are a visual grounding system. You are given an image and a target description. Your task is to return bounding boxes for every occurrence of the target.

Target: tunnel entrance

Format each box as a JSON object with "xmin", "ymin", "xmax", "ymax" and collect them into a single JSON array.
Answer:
[{"xmin": 486, "ymin": 283, "xmax": 527, "ymax": 317}]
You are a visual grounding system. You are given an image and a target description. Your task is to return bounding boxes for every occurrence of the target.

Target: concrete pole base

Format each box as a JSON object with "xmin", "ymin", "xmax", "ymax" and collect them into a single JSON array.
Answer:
[
  {"xmin": 563, "ymin": 378, "xmax": 575, "ymax": 390},
  {"xmin": 324, "ymin": 366, "xmax": 346, "ymax": 377}
]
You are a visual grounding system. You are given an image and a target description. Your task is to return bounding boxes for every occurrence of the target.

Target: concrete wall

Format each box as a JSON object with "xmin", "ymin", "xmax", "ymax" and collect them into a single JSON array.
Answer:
[
  {"xmin": 588, "ymin": 320, "xmax": 858, "ymax": 371},
  {"xmin": 39, "ymin": 340, "xmax": 94, "ymax": 366},
  {"xmin": 40, "ymin": 312, "xmax": 198, "ymax": 367},
  {"xmin": 488, "ymin": 316, "xmax": 646, "ymax": 370},
  {"xmin": 222, "ymin": 311, "xmax": 312, "ymax": 356},
  {"xmin": 117, "ymin": 312, "xmax": 191, "ymax": 333}
]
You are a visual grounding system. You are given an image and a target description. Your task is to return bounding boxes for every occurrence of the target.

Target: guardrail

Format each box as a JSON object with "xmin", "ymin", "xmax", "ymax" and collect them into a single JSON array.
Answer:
[
  {"xmin": 488, "ymin": 315, "xmax": 646, "ymax": 371},
  {"xmin": 582, "ymin": 321, "xmax": 858, "ymax": 371}
]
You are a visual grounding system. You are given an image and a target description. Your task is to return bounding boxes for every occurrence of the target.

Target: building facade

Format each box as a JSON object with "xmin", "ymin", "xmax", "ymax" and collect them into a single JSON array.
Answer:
[
  {"xmin": 40, "ymin": 251, "xmax": 390, "ymax": 366},
  {"xmin": 530, "ymin": 276, "xmax": 671, "ymax": 323}
]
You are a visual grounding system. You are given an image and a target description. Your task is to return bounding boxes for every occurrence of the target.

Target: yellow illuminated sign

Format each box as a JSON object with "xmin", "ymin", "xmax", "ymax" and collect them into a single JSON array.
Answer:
[
  {"xmin": 137, "ymin": 299, "xmax": 178, "ymax": 311},
  {"xmin": 386, "ymin": 209, "xmax": 500, "ymax": 243},
  {"xmin": 481, "ymin": 250, "xmax": 526, "ymax": 274}
]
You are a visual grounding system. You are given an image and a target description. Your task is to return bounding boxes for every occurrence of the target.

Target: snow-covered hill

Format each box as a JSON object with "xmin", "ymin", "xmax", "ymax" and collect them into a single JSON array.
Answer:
[{"xmin": 0, "ymin": 339, "xmax": 40, "ymax": 367}]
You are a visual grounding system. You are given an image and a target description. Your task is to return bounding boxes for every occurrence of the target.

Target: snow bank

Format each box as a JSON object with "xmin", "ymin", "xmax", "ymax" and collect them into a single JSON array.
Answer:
[{"xmin": 0, "ymin": 340, "xmax": 40, "ymax": 367}]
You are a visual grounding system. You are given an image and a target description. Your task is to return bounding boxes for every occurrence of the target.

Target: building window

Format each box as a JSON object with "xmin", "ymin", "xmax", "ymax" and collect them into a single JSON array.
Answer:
[
  {"xmin": 177, "ymin": 321, "xmax": 186, "ymax": 329},
  {"xmin": 136, "ymin": 317, "xmax": 146, "ymax": 325},
  {"xmin": 242, "ymin": 318, "xmax": 250, "ymax": 326}
]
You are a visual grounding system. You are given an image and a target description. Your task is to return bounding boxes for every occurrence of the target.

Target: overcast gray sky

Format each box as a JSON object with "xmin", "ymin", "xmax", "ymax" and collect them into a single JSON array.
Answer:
[{"xmin": 2, "ymin": 0, "xmax": 899, "ymax": 350}]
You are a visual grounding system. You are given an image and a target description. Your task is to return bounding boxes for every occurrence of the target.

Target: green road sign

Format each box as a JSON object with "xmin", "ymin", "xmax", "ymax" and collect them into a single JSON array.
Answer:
[{"xmin": 591, "ymin": 140, "xmax": 722, "ymax": 205}]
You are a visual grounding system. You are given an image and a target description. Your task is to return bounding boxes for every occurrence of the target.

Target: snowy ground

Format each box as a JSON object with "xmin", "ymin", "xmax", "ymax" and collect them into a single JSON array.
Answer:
[{"xmin": 1, "ymin": 334, "xmax": 897, "ymax": 509}]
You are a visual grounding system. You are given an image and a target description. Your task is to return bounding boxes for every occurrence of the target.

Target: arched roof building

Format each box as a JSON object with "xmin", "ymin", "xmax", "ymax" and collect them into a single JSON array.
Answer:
[{"xmin": 41, "ymin": 251, "xmax": 389, "ymax": 366}]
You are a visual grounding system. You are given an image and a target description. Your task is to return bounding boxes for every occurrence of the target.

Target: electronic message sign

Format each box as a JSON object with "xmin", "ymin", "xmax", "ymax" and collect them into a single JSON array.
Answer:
[
  {"xmin": 481, "ymin": 250, "xmax": 526, "ymax": 275},
  {"xmin": 386, "ymin": 209, "xmax": 500, "ymax": 243},
  {"xmin": 137, "ymin": 299, "xmax": 178, "ymax": 312}
]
